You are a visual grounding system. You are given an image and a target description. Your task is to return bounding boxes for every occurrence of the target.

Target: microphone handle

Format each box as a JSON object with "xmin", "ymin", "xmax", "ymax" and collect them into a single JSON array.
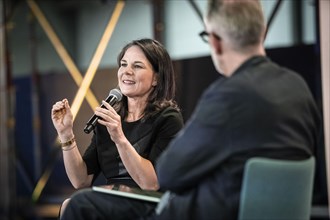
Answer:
[{"xmin": 83, "ymin": 95, "xmax": 117, "ymax": 134}]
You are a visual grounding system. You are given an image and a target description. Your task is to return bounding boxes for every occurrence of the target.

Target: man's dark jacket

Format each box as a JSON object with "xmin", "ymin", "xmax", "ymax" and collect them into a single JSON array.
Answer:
[{"xmin": 155, "ymin": 56, "xmax": 321, "ymax": 220}]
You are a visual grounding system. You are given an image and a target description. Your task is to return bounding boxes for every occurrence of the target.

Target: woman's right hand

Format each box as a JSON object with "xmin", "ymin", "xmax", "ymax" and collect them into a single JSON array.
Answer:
[{"xmin": 51, "ymin": 99, "xmax": 74, "ymax": 140}]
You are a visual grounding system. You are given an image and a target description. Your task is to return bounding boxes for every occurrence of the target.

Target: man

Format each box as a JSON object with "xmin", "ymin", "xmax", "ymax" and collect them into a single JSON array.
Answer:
[{"xmin": 62, "ymin": 0, "xmax": 321, "ymax": 219}]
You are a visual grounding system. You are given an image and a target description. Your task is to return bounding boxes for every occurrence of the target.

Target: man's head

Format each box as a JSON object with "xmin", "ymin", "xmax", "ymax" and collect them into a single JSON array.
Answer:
[{"xmin": 203, "ymin": 0, "xmax": 266, "ymax": 76}]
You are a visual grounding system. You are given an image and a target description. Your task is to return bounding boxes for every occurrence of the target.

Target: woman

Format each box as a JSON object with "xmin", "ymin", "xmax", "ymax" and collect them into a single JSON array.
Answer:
[{"xmin": 51, "ymin": 38, "xmax": 184, "ymax": 217}]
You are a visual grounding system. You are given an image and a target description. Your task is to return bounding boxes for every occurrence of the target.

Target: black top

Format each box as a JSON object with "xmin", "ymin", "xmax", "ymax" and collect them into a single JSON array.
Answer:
[
  {"xmin": 156, "ymin": 56, "xmax": 321, "ymax": 220},
  {"xmin": 83, "ymin": 106, "xmax": 184, "ymax": 188}
]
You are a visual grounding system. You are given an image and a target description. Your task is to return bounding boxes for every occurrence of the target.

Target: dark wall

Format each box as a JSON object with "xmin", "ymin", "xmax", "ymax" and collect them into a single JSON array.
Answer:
[{"xmin": 173, "ymin": 55, "xmax": 218, "ymax": 121}]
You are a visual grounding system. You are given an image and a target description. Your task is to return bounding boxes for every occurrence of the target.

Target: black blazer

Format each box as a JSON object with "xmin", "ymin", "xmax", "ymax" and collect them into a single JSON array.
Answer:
[{"xmin": 83, "ymin": 106, "xmax": 184, "ymax": 187}]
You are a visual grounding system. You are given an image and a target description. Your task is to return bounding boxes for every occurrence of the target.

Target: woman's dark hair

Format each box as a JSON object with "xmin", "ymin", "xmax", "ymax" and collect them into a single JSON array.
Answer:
[{"xmin": 115, "ymin": 38, "xmax": 179, "ymax": 120}]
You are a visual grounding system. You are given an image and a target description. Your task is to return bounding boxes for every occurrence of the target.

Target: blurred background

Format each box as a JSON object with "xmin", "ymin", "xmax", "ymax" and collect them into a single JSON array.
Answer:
[{"xmin": 0, "ymin": 0, "xmax": 329, "ymax": 219}]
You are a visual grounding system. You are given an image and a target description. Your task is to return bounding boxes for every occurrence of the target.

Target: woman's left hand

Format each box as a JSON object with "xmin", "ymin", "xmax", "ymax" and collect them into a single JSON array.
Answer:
[{"xmin": 95, "ymin": 101, "xmax": 124, "ymax": 143}]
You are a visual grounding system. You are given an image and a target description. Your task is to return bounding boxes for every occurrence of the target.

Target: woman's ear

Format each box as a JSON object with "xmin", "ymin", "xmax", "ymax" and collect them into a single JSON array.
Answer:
[{"xmin": 152, "ymin": 74, "xmax": 158, "ymax": 86}]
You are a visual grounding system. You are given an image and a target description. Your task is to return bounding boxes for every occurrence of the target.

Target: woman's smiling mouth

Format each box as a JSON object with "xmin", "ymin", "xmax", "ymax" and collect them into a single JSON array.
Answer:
[{"xmin": 123, "ymin": 80, "xmax": 135, "ymax": 84}]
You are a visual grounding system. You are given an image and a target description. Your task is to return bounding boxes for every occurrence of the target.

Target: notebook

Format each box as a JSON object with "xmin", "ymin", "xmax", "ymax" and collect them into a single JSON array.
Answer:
[{"xmin": 92, "ymin": 184, "xmax": 163, "ymax": 203}]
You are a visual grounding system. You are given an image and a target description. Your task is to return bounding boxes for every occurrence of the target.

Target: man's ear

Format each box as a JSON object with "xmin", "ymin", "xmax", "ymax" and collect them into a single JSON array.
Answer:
[{"xmin": 211, "ymin": 36, "xmax": 222, "ymax": 55}]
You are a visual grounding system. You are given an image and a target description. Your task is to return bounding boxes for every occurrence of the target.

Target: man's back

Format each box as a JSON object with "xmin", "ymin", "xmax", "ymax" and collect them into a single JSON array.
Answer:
[{"xmin": 156, "ymin": 56, "xmax": 320, "ymax": 220}]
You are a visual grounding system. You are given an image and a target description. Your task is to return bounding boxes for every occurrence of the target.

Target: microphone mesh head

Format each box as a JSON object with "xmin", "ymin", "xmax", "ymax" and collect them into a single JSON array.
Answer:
[{"xmin": 109, "ymin": 88, "xmax": 123, "ymax": 101}]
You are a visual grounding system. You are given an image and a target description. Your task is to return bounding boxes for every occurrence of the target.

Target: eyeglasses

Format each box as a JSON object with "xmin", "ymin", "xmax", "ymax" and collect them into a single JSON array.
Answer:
[{"xmin": 199, "ymin": 31, "xmax": 221, "ymax": 43}]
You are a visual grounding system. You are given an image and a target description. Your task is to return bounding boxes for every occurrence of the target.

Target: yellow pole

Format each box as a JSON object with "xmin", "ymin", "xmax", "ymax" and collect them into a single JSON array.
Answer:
[
  {"xmin": 27, "ymin": 0, "xmax": 99, "ymax": 110},
  {"xmin": 30, "ymin": 0, "xmax": 125, "ymax": 202}
]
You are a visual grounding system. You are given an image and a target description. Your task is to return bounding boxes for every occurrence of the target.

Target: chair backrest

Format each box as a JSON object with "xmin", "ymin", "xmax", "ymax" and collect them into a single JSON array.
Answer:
[{"xmin": 238, "ymin": 156, "xmax": 315, "ymax": 220}]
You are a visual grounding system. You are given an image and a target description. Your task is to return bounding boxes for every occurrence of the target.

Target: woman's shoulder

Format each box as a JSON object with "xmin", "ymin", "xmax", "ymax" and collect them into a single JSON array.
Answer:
[
  {"xmin": 147, "ymin": 105, "xmax": 184, "ymax": 134},
  {"xmin": 153, "ymin": 105, "xmax": 184, "ymax": 128},
  {"xmin": 157, "ymin": 104, "xmax": 182, "ymax": 119},
  {"xmin": 143, "ymin": 104, "xmax": 181, "ymax": 122}
]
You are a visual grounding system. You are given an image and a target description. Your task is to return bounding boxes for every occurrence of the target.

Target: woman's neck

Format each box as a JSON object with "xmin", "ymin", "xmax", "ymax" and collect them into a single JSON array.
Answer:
[{"xmin": 126, "ymin": 98, "xmax": 147, "ymax": 122}]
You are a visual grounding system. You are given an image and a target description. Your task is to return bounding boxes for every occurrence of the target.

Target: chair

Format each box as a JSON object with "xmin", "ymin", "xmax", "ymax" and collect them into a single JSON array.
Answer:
[{"xmin": 238, "ymin": 156, "xmax": 315, "ymax": 220}]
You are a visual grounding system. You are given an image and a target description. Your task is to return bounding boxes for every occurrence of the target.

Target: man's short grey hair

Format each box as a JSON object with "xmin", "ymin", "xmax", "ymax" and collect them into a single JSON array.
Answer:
[{"xmin": 206, "ymin": 0, "xmax": 265, "ymax": 51}]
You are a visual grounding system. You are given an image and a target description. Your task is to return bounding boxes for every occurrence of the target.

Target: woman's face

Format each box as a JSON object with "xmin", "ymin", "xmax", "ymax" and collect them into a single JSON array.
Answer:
[{"xmin": 118, "ymin": 45, "xmax": 157, "ymax": 100}]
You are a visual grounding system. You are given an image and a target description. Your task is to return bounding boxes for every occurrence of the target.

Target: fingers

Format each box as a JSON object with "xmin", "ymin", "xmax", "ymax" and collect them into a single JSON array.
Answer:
[
  {"xmin": 95, "ymin": 107, "xmax": 113, "ymax": 122},
  {"xmin": 95, "ymin": 100, "xmax": 119, "ymax": 122},
  {"xmin": 64, "ymin": 99, "xmax": 71, "ymax": 108},
  {"xmin": 52, "ymin": 100, "xmax": 65, "ymax": 112},
  {"xmin": 51, "ymin": 99, "xmax": 72, "ymax": 119},
  {"xmin": 52, "ymin": 99, "xmax": 69, "ymax": 109},
  {"xmin": 95, "ymin": 101, "xmax": 115, "ymax": 115},
  {"xmin": 101, "ymin": 100, "xmax": 116, "ymax": 113}
]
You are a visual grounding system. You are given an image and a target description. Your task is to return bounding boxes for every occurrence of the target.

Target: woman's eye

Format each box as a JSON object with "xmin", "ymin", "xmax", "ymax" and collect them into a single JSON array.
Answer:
[
  {"xmin": 120, "ymin": 63, "xmax": 127, "ymax": 67},
  {"xmin": 134, "ymin": 65, "xmax": 143, "ymax": 69}
]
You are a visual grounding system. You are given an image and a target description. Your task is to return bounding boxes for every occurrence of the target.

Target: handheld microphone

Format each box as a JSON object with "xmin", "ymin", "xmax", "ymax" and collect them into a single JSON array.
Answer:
[{"xmin": 84, "ymin": 88, "xmax": 123, "ymax": 134}]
